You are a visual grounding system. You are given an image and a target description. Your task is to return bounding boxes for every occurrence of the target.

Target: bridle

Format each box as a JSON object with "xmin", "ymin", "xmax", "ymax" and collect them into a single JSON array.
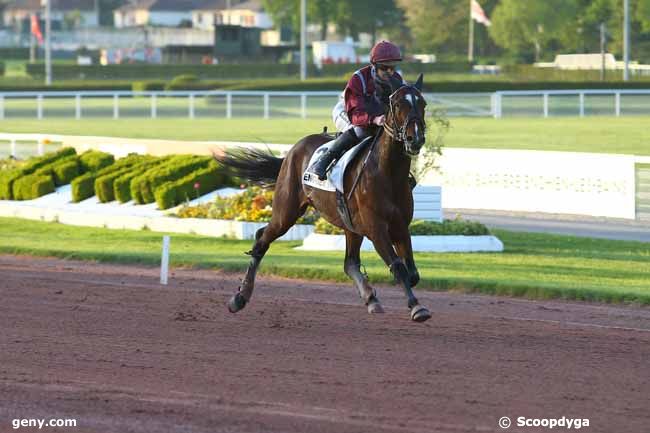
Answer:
[{"xmin": 383, "ymin": 86, "xmax": 426, "ymax": 152}]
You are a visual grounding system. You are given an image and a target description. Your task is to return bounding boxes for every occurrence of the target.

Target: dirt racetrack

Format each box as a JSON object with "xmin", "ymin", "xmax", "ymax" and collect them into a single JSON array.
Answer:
[{"xmin": 1, "ymin": 254, "xmax": 649, "ymax": 433}]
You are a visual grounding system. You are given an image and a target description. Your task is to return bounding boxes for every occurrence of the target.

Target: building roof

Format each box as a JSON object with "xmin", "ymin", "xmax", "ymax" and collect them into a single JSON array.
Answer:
[
  {"xmin": 192, "ymin": 0, "xmax": 261, "ymax": 12},
  {"xmin": 116, "ymin": 0, "xmax": 205, "ymax": 13},
  {"xmin": 5, "ymin": 0, "xmax": 96, "ymax": 12}
]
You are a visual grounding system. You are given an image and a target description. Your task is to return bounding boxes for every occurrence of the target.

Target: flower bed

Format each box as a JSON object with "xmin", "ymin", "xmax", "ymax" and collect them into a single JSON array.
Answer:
[{"xmin": 176, "ymin": 186, "xmax": 320, "ymax": 224}]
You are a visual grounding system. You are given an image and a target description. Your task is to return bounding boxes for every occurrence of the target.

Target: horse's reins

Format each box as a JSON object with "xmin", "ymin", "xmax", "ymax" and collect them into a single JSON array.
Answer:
[
  {"xmin": 346, "ymin": 129, "xmax": 382, "ymax": 201},
  {"xmin": 346, "ymin": 86, "xmax": 425, "ymax": 201}
]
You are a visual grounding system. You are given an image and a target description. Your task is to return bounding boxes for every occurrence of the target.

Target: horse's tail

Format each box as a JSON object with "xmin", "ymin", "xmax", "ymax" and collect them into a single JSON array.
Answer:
[{"xmin": 215, "ymin": 147, "xmax": 284, "ymax": 189}]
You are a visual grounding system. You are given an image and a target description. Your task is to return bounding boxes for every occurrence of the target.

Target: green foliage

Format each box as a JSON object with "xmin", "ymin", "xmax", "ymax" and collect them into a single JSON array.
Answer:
[
  {"xmin": 12, "ymin": 174, "xmax": 55, "ymax": 200},
  {"xmin": 51, "ymin": 158, "xmax": 80, "ymax": 186},
  {"xmin": 70, "ymin": 153, "xmax": 148, "ymax": 202},
  {"xmin": 398, "ymin": 0, "xmax": 468, "ymax": 54},
  {"xmin": 132, "ymin": 81, "xmax": 165, "ymax": 92},
  {"xmin": 314, "ymin": 218, "xmax": 344, "ymax": 234},
  {"xmin": 409, "ymin": 218, "xmax": 490, "ymax": 235},
  {"xmin": 0, "ymin": 170, "xmax": 24, "ymax": 200},
  {"xmin": 0, "ymin": 147, "xmax": 76, "ymax": 199},
  {"xmin": 312, "ymin": 217, "xmax": 489, "ymax": 235},
  {"xmin": 79, "ymin": 150, "xmax": 114, "ymax": 173},
  {"xmin": 0, "ymin": 61, "xmax": 4, "ymax": 77},
  {"xmin": 71, "ymin": 172, "xmax": 96, "ymax": 203},
  {"xmin": 113, "ymin": 157, "xmax": 167, "ymax": 203},
  {"xmin": 130, "ymin": 156, "xmax": 210, "ymax": 204},
  {"xmin": 164, "ymin": 74, "xmax": 199, "ymax": 91},
  {"xmin": 155, "ymin": 162, "xmax": 225, "ymax": 210},
  {"xmin": 34, "ymin": 155, "xmax": 80, "ymax": 186},
  {"xmin": 95, "ymin": 167, "xmax": 132, "ymax": 203},
  {"xmin": 175, "ymin": 185, "xmax": 320, "ymax": 222},
  {"xmin": 490, "ymin": 0, "xmax": 578, "ymax": 61}
]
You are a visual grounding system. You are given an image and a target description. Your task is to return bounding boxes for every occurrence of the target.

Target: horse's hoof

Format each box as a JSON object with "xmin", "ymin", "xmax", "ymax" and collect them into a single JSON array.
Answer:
[
  {"xmin": 410, "ymin": 305, "xmax": 431, "ymax": 323},
  {"xmin": 228, "ymin": 293, "xmax": 248, "ymax": 313},
  {"xmin": 367, "ymin": 301, "xmax": 385, "ymax": 314}
]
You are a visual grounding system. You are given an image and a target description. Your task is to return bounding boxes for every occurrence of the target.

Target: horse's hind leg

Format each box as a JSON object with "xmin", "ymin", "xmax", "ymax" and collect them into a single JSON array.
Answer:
[
  {"xmin": 228, "ymin": 190, "xmax": 307, "ymax": 313},
  {"xmin": 370, "ymin": 226, "xmax": 431, "ymax": 323},
  {"xmin": 344, "ymin": 231, "xmax": 384, "ymax": 314}
]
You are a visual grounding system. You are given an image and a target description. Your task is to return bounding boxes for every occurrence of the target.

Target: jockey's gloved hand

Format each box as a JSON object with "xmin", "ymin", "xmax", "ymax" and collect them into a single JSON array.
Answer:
[{"xmin": 372, "ymin": 115, "xmax": 386, "ymax": 126}]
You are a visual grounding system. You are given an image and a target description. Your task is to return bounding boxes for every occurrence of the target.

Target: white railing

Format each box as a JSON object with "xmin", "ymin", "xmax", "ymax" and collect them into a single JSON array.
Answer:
[
  {"xmin": 0, "ymin": 90, "xmax": 494, "ymax": 120},
  {"xmin": 492, "ymin": 89, "xmax": 650, "ymax": 118},
  {"xmin": 1, "ymin": 89, "xmax": 649, "ymax": 120}
]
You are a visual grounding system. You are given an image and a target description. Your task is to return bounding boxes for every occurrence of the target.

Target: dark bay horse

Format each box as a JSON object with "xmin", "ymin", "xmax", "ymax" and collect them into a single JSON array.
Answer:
[{"xmin": 217, "ymin": 76, "xmax": 431, "ymax": 322}]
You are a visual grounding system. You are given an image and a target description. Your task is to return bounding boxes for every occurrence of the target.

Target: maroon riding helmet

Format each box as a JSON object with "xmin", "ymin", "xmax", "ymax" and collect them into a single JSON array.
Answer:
[{"xmin": 370, "ymin": 41, "xmax": 402, "ymax": 66}]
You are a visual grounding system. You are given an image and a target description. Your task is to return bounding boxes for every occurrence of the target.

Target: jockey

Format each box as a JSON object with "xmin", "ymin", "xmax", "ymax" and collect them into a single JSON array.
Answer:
[{"xmin": 311, "ymin": 40, "xmax": 405, "ymax": 181}]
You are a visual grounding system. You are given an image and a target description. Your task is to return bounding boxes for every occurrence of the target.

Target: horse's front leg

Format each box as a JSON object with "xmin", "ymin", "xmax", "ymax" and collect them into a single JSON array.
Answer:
[
  {"xmin": 391, "ymin": 226, "xmax": 419, "ymax": 288},
  {"xmin": 344, "ymin": 230, "xmax": 384, "ymax": 314},
  {"xmin": 370, "ymin": 224, "xmax": 431, "ymax": 323}
]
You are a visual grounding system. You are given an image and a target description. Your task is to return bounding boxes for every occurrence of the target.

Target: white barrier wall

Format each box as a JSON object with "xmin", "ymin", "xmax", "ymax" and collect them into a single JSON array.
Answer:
[{"xmin": 420, "ymin": 148, "xmax": 637, "ymax": 219}]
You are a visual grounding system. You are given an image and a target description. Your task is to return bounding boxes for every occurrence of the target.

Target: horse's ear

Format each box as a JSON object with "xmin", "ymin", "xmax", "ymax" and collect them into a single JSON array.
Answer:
[{"xmin": 414, "ymin": 73, "xmax": 423, "ymax": 91}]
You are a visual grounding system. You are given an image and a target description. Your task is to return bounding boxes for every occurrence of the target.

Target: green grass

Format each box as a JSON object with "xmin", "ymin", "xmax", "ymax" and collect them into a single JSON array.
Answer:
[
  {"xmin": 2, "ymin": 116, "xmax": 650, "ymax": 155},
  {"xmin": 1, "ymin": 217, "xmax": 648, "ymax": 304}
]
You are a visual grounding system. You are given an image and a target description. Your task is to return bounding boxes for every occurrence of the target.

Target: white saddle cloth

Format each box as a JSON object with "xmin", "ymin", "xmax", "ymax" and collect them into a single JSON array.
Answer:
[{"xmin": 302, "ymin": 137, "xmax": 372, "ymax": 194}]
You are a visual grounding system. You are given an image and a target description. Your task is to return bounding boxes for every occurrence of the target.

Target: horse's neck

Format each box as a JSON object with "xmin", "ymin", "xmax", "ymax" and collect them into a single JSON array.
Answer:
[{"xmin": 376, "ymin": 133, "xmax": 410, "ymax": 180}]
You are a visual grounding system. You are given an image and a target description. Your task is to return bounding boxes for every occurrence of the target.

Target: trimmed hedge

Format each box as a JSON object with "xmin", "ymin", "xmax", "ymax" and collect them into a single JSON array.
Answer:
[
  {"xmin": 33, "ymin": 155, "xmax": 80, "ymax": 187},
  {"xmin": 0, "ymin": 62, "xmax": 4, "ymax": 77},
  {"xmin": 24, "ymin": 62, "xmax": 474, "ymax": 81},
  {"xmin": 12, "ymin": 174, "xmax": 55, "ymax": 200},
  {"xmin": 0, "ymin": 147, "xmax": 76, "ymax": 199},
  {"xmin": 79, "ymin": 150, "xmax": 114, "ymax": 173},
  {"xmin": 70, "ymin": 153, "xmax": 148, "ymax": 202},
  {"xmin": 96, "ymin": 157, "xmax": 164, "ymax": 203},
  {"xmin": 0, "ymin": 170, "xmax": 23, "ymax": 200},
  {"xmin": 155, "ymin": 161, "xmax": 225, "ymax": 210},
  {"xmin": 113, "ymin": 157, "xmax": 168, "ymax": 203},
  {"xmin": 130, "ymin": 155, "xmax": 211, "ymax": 204}
]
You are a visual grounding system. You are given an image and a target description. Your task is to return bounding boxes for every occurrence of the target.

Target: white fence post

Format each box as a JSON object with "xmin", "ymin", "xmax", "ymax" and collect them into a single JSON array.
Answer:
[
  {"xmin": 226, "ymin": 93, "xmax": 232, "ymax": 119},
  {"xmin": 113, "ymin": 94, "xmax": 119, "ymax": 119},
  {"xmin": 579, "ymin": 92, "xmax": 585, "ymax": 117},
  {"xmin": 263, "ymin": 93, "xmax": 270, "ymax": 119},
  {"xmin": 37, "ymin": 94, "xmax": 43, "ymax": 120},
  {"xmin": 492, "ymin": 92, "xmax": 502, "ymax": 118},
  {"xmin": 37, "ymin": 140, "xmax": 44, "ymax": 155},
  {"xmin": 615, "ymin": 92, "xmax": 621, "ymax": 117},
  {"xmin": 151, "ymin": 94, "xmax": 157, "ymax": 119},
  {"xmin": 160, "ymin": 235, "xmax": 170, "ymax": 285},
  {"xmin": 10, "ymin": 139, "xmax": 16, "ymax": 158},
  {"xmin": 301, "ymin": 94, "xmax": 307, "ymax": 119},
  {"xmin": 188, "ymin": 93, "xmax": 195, "ymax": 119},
  {"xmin": 543, "ymin": 93, "xmax": 549, "ymax": 118},
  {"xmin": 75, "ymin": 94, "xmax": 81, "ymax": 120},
  {"xmin": 0, "ymin": 95, "xmax": 4, "ymax": 120}
]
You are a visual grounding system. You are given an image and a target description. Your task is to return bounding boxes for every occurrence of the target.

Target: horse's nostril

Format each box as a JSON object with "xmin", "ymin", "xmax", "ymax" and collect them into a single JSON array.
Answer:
[{"xmin": 407, "ymin": 136, "xmax": 414, "ymax": 142}]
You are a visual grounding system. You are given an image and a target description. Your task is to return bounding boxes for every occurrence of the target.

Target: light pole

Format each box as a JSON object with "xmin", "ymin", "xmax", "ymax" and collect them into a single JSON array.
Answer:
[
  {"xmin": 42, "ymin": 0, "xmax": 52, "ymax": 86},
  {"xmin": 623, "ymin": 0, "xmax": 630, "ymax": 81},
  {"xmin": 300, "ymin": 0, "xmax": 306, "ymax": 81}
]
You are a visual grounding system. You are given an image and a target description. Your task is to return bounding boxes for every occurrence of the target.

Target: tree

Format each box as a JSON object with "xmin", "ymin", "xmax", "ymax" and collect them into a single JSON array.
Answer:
[
  {"xmin": 636, "ymin": 0, "xmax": 650, "ymax": 31},
  {"xmin": 335, "ymin": 0, "xmax": 402, "ymax": 44},
  {"xmin": 489, "ymin": 0, "xmax": 578, "ymax": 61},
  {"xmin": 262, "ymin": 0, "xmax": 340, "ymax": 41}
]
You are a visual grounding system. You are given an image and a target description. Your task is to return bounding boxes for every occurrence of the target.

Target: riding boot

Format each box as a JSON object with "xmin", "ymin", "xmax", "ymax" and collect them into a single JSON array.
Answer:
[{"xmin": 311, "ymin": 128, "xmax": 360, "ymax": 180}]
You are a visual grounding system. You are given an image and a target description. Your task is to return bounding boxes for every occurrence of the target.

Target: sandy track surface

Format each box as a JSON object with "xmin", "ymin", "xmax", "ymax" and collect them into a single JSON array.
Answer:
[{"xmin": 1, "ymin": 255, "xmax": 649, "ymax": 433}]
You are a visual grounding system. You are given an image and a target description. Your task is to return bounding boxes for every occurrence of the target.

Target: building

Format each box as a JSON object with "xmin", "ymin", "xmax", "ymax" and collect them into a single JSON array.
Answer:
[
  {"xmin": 3, "ymin": 0, "xmax": 99, "ymax": 31},
  {"xmin": 114, "ymin": 0, "xmax": 203, "ymax": 28},
  {"xmin": 191, "ymin": 0, "xmax": 271, "ymax": 31}
]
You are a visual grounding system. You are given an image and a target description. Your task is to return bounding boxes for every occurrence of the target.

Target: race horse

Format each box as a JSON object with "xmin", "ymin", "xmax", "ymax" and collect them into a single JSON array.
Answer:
[{"xmin": 217, "ymin": 75, "xmax": 431, "ymax": 323}]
